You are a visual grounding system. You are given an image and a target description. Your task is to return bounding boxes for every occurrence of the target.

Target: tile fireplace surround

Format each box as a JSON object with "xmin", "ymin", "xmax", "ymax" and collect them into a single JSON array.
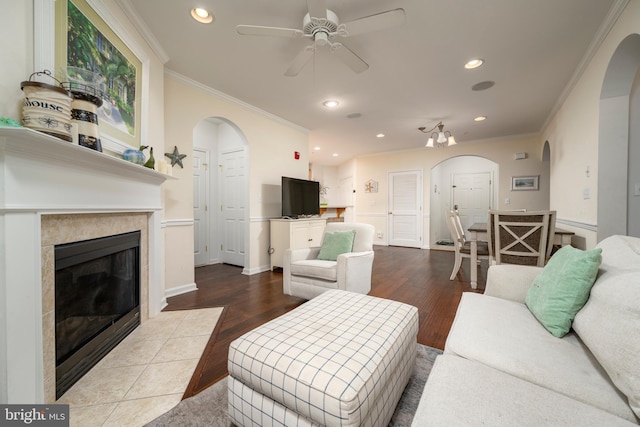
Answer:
[{"xmin": 0, "ymin": 127, "xmax": 170, "ymax": 404}]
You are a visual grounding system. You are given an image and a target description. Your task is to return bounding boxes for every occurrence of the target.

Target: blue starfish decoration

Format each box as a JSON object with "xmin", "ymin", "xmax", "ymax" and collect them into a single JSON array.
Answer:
[{"xmin": 165, "ymin": 145, "xmax": 187, "ymax": 168}]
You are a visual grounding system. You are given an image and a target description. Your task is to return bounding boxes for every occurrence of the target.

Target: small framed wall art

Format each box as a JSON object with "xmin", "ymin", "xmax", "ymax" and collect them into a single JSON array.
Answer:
[
  {"xmin": 365, "ymin": 179, "xmax": 378, "ymax": 193},
  {"xmin": 511, "ymin": 175, "xmax": 539, "ymax": 191}
]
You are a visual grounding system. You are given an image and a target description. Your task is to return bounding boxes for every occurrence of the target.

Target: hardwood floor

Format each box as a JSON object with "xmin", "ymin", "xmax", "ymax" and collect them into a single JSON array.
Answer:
[{"xmin": 165, "ymin": 246, "xmax": 487, "ymax": 398}]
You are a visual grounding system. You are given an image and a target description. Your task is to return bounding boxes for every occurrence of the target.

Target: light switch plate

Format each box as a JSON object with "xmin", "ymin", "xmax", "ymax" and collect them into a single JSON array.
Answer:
[
  {"xmin": 583, "ymin": 188, "xmax": 590, "ymax": 199},
  {"xmin": 635, "ymin": 183, "xmax": 640, "ymax": 197}
]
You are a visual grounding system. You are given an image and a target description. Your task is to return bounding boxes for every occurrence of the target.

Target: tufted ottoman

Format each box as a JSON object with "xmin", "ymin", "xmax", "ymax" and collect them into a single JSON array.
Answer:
[{"xmin": 227, "ymin": 289, "xmax": 418, "ymax": 427}]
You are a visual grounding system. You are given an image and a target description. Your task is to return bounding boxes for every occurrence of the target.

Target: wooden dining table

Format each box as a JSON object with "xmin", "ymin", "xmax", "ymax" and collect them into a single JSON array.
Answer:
[{"xmin": 467, "ymin": 223, "xmax": 575, "ymax": 289}]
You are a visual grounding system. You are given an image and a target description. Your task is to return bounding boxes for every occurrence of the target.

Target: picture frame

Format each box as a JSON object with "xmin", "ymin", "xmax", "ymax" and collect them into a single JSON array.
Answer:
[
  {"xmin": 365, "ymin": 179, "xmax": 378, "ymax": 193},
  {"xmin": 55, "ymin": 0, "xmax": 142, "ymax": 148},
  {"xmin": 511, "ymin": 175, "xmax": 539, "ymax": 191}
]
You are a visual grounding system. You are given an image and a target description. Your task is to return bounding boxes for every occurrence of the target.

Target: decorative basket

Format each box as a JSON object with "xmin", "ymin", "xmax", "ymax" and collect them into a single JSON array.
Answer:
[
  {"xmin": 62, "ymin": 81, "xmax": 105, "ymax": 152},
  {"xmin": 20, "ymin": 70, "xmax": 73, "ymax": 142}
]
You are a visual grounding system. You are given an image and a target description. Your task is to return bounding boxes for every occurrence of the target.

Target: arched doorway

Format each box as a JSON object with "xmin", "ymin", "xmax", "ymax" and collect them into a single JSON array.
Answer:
[
  {"xmin": 430, "ymin": 155, "xmax": 498, "ymax": 246},
  {"xmin": 598, "ymin": 34, "xmax": 640, "ymax": 240},
  {"xmin": 193, "ymin": 117, "xmax": 249, "ymax": 269}
]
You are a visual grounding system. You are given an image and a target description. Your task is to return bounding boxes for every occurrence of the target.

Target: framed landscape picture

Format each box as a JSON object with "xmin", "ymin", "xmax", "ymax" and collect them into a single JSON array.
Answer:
[
  {"xmin": 55, "ymin": 0, "xmax": 142, "ymax": 148},
  {"xmin": 511, "ymin": 175, "xmax": 539, "ymax": 191}
]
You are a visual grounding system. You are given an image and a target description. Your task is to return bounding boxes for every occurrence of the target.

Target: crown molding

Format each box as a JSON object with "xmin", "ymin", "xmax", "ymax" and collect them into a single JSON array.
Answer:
[
  {"xmin": 87, "ymin": 0, "xmax": 150, "ymax": 63},
  {"xmin": 542, "ymin": 0, "xmax": 630, "ymax": 132},
  {"xmin": 165, "ymin": 69, "xmax": 309, "ymax": 135},
  {"xmin": 116, "ymin": 0, "xmax": 170, "ymax": 64}
]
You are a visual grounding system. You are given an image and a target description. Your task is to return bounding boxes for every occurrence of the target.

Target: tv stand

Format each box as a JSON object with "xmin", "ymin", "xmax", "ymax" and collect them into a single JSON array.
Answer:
[{"xmin": 269, "ymin": 218, "xmax": 326, "ymax": 270}]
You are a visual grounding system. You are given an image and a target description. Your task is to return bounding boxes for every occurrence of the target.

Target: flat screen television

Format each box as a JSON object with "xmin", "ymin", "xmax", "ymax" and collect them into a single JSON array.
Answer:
[{"xmin": 281, "ymin": 176, "xmax": 320, "ymax": 218}]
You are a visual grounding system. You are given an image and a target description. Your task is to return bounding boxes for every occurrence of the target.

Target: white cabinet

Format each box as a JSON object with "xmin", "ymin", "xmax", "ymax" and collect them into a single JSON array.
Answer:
[{"xmin": 270, "ymin": 219, "xmax": 326, "ymax": 270}]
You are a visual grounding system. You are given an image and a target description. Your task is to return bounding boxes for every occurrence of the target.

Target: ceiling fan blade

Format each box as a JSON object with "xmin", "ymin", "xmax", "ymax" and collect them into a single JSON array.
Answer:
[
  {"xmin": 331, "ymin": 43, "xmax": 369, "ymax": 74},
  {"xmin": 342, "ymin": 8, "xmax": 405, "ymax": 37},
  {"xmin": 236, "ymin": 25, "xmax": 304, "ymax": 38},
  {"xmin": 285, "ymin": 45, "xmax": 315, "ymax": 77},
  {"xmin": 307, "ymin": 0, "xmax": 327, "ymax": 19}
]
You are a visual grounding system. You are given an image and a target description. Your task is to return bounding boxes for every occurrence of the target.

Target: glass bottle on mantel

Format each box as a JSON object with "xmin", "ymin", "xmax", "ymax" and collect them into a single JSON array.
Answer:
[{"xmin": 143, "ymin": 147, "xmax": 155, "ymax": 169}]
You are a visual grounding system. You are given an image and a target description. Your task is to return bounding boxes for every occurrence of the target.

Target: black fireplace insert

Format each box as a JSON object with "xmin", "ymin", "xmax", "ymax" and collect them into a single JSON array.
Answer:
[{"xmin": 55, "ymin": 231, "xmax": 141, "ymax": 399}]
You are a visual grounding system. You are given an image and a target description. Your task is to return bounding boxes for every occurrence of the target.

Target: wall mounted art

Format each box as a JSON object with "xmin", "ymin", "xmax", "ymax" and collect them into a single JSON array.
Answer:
[
  {"xmin": 511, "ymin": 175, "xmax": 539, "ymax": 191},
  {"xmin": 55, "ymin": 0, "xmax": 142, "ymax": 148}
]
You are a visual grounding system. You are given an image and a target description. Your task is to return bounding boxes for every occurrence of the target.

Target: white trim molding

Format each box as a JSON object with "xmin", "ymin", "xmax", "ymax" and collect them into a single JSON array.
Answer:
[
  {"xmin": 116, "ymin": 0, "xmax": 170, "ymax": 64},
  {"xmin": 542, "ymin": 0, "xmax": 630, "ymax": 132},
  {"xmin": 33, "ymin": 0, "xmax": 56, "ymax": 74},
  {"xmin": 165, "ymin": 70, "xmax": 309, "ymax": 135},
  {"xmin": 164, "ymin": 282, "xmax": 197, "ymax": 299},
  {"xmin": 556, "ymin": 218, "xmax": 598, "ymax": 232},
  {"xmin": 162, "ymin": 219, "xmax": 195, "ymax": 228}
]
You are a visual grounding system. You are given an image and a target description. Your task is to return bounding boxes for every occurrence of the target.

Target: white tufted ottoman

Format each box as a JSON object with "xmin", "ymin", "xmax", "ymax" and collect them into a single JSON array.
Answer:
[{"xmin": 227, "ymin": 289, "xmax": 418, "ymax": 427}]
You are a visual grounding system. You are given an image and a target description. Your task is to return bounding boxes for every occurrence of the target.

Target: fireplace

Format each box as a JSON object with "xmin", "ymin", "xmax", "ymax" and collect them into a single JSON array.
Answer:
[
  {"xmin": 55, "ymin": 231, "xmax": 141, "ymax": 399},
  {"xmin": 0, "ymin": 127, "xmax": 169, "ymax": 404}
]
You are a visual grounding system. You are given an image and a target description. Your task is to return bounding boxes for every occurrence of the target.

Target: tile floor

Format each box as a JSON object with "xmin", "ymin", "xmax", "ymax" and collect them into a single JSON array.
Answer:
[{"xmin": 56, "ymin": 307, "xmax": 224, "ymax": 427}]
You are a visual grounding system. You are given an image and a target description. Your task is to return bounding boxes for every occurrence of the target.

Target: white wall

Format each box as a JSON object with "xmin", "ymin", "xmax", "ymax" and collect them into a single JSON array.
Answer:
[
  {"xmin": 354, "ymin": 135, "xmax": 549, "ymax": 247},
  {"xmin": 0, "ymin": 1, "xmax": 32, "ymax": 120},
  {"xmin": 542, "ymin": 0, "xmax": 640, "ymax": 248},
  {"xmin": 163, "ymin": 73, "xmax": 309, "ymax": 279}
]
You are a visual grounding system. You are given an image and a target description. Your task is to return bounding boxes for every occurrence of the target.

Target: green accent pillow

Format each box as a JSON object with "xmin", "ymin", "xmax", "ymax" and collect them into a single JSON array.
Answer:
[
  {"xmin": 317, "ymin": 230, "xmax": 356, "ymax": 261},
  {"xmin": 525, "ymin": 245, "xmax": 602, "ymax": 337}
]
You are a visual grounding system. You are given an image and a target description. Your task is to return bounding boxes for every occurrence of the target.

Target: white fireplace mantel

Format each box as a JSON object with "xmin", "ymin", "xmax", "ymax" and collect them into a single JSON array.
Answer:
[{"xmin": 0, "ymin": 127, "xmax": 171, "ymax": 404}]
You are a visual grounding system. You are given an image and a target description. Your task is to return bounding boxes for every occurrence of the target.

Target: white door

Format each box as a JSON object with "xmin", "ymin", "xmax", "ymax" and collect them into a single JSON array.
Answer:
[
  {"xmin": 193, "ymin": 148, "xmax": 209, "ymax": 266},
  {"xmin": 220, "ymin": 149, "xmax": 246, "ymax": 266},
  {"xmin": 388, "ymin": 170, "xmax": 423, "ymax": 248},
  {"xmin": 452, "ymin": 172, "xmax": 492, "ymax": 239}
]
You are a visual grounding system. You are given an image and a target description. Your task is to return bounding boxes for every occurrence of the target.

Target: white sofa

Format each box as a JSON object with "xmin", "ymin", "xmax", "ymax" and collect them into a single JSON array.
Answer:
[{"xmin": 413, "ymin": 235, "xmax": 640, "ymax": 426}]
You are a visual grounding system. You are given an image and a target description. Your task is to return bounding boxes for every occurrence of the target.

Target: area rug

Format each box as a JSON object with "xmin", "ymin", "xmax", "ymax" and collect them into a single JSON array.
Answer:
[{"xmin": 146, "ymin": 343, "xmax": 442, "ymax": 427}]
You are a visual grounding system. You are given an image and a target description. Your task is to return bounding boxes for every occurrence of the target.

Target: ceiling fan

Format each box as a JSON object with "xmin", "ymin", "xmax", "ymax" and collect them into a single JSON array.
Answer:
[{"xmin": 236, "ymin": 0, "xmax": 405, "ymax": 76}]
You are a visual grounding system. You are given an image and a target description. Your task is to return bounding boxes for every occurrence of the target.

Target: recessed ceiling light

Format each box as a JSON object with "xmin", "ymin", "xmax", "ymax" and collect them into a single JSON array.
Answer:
[
  {"xmin": 376, "ymin": 133, "xmax": 385, "ymax": 138},
  {"xmin": 474, "ymin": 116, "xmax": 487, "ymax": 122},
  {"xmin": 323, "ymin": 100, "xmax": 339, "ymax": 108},
  {"xmin": 191, "ymin": 8, "xmax": 213, "ymax": 24},
  {"xmin": 314, "ymin": 146, "xmax": 321, "ymax": 151},
  {"xmin": 332, "ymin": 153, "xmax": 339, "ymax": 157},
  {"xmin": 465, "ymin": 58, "xmax": 484, "ymax": 69}
]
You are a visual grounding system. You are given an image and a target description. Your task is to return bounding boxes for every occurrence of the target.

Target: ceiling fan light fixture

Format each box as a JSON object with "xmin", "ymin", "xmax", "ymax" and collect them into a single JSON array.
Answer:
[
  {"xmin": 191, "ymin": 8, "xmax": 213, "ymax": 24},
  {"xmin": 448, "ymin": 136, "xmax": 457, "ymax": 145},
  {"xmin": 236, "ymin": 5, "xmax": 405, "ymax": 76},
  {"xmin": 425, "ymin": 138, "xmax": 434, "ymax": 148}
]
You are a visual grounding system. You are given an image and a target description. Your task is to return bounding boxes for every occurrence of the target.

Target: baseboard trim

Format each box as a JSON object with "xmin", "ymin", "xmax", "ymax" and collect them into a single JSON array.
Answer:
[
  {"xmin": 242, "ymin": 265, "xmax": 272, "ymax": 275},
  {"xmin": 164, "ymin": 282, "xmax": 198, "ymax": 299}
]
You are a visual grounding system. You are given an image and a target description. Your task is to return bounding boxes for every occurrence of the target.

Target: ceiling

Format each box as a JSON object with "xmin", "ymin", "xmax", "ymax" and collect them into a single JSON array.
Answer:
[{"xmin": 123, "ymin": 0, "xmax": 619, "ymax": 166}]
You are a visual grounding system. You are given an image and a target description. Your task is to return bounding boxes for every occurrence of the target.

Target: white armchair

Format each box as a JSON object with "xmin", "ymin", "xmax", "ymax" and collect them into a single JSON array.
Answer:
[{"xmin": 283, "ymin": 223, "xmax": 375, "ymax": 300}]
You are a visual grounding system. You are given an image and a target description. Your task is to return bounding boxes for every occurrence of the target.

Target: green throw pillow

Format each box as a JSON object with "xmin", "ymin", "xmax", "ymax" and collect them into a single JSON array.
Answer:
[
  {"xmin": 317, "ymin": 230, "xmax": 356, "ymax": 261},
  {"xmin": 525, "ymin": 245, "xmax": 602, "ymax": 338}
]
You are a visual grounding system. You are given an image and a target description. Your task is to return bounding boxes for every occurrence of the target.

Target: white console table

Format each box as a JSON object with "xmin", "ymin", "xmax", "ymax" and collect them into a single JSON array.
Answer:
[{"xmin": 269, "ymin": 218, "xmax": 326, "ymax": 270}]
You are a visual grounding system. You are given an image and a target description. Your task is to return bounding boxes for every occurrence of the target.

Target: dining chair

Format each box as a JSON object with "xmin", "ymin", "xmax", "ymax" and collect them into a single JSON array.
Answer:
[
  {"xmin": 488, "ymin": 210, "xmax": 556, "ymax": 267},
  {"xmin": 446, "ymin": 210, "xmax": 489, "ymax": 280}
]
